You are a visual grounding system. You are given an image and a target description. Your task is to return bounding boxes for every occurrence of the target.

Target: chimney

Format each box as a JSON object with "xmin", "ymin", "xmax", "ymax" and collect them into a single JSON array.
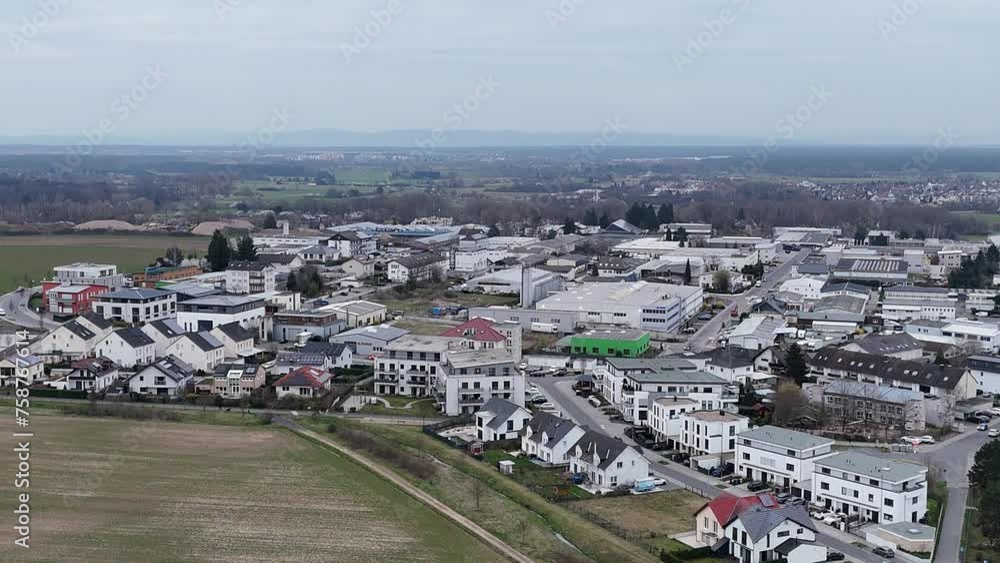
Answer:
[
  {"xmin": 520, "ymin": 266, "xmax": 534, "ymax": 308},
  {"xmin": 282, "ymin": 220, "xmax": 290, "ymax": 236}
]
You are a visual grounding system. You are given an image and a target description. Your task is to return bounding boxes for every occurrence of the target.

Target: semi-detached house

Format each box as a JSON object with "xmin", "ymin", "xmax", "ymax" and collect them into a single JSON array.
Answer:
[
  {"xmin": 520, "ymin": 411, "xmax": 586, "ymax": 466},
  {"xmin": 735, "ymin": 426, "xmax": 835, "ymax": 494},
  {"xmin": 813, "ymin": 451, "xmax": 927, "ymax": 524}
]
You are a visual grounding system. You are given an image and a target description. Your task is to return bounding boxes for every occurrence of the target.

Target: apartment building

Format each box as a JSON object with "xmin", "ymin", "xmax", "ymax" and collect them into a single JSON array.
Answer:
[
  {"xmin": 387, "ymin": 253, "xmax": 448, "ymax": 283},
  {"xmin": 735, "ymin": 426, "xmax": 835, "ymax": 493},
  {"xmin": 52, "ymin": 262, "xmax": 125, "ymax": 289},
  {"xmin": 811, "ymin": 380, "xmax": 926, "ymax": 432},
  {"xmin": 439, "ymin": 317, "xmax": 523, "ymax": 362},
  {"xmin": 197, "ymin": 364, "xmax": 266, "ymax": 398},
  {"xmin": 374, "ymin": 335, "xmax": 456, "ymax": 397},
  {"xmin": 813, "ymin": 451, "xmax": 927, "ymax": 524},
  {"xmin": 677, "ymin": 410, "xmax": 750, "ymax": 459},
  {"xmin": 225, "ymin": 261, "xmax": 276, "ymax": 295},
  {"xmin": 326, "ymin": 230, "xmax": 376, "ymax": 258},
  {"xmin": 435, "ymin": 349, "xmax": 526, "ymax": 416},
  {"xmin": 92, "ymin": 288, "xmax": 177, "ymax": 325},
  {"xmin": 176, "ymin": 295, "xmax": 266, "ymax": 338}
]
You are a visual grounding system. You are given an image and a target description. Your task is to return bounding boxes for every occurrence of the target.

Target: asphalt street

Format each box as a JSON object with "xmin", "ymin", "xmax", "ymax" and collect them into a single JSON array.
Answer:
[{"xmin": 0, "ymin": 287, "xmax": 59, "ymax": 330}]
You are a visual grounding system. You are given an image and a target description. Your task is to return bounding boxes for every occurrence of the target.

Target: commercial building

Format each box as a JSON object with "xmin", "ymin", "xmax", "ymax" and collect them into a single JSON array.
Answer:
[
  {"xmin": 831, "ymin": 258, "xmax": 908, "ymax": 284},
  {"xmin": 569, "ymin": 329, "xmax": 651, "ymax": 357},
  {"xmin": 463, "ymin": 267, "xmax": 565, "ymax": 297},
  {"xmin": 92, "ymin": 288, "xmax": 177, "ymax": 325},
  {"xmin": 176, "ymin": 295, "xmax": 266, "ymax": 338},
  {"xmin": 535, "ymin": 281, "xmax": 703, "ymax": 334},
  {"xmin": 904, "ymin": 319, "xmax": 1000, "ymax": 354},
  {"xmin": 882, "ymin": 299, "xmax": 957, "ymax": 322},
  {"xmin": 52, "ymin": 262, "xmax": 125, "ymax": 289},
  {"xmin": 967, "ymin": 355, "xmax": 1000, "ymax": 395},
  {"xmin": 809, "ymin": 380, "xmax": 926, "ymax": 432},
  {"xmin": 735, "ymin": 426, "xmax": 835, "ymax": 493},
  {"xmin": 840, "ymin": 333, "xmax": 923, "ymax": 360},
  {"xmin": 317, "ymin": 300, "xmax": 387, "ymax": 328},
  {"xmin": 727, "ymin": 317, "xmax": 788, "ymax": 351},
  {"xmin": 813, "ymin": 451, "xmax": 927, "ymax": 524},
  {"xmin": 225, "ymin": 261, "xmax": 276, "ymax": 295}
]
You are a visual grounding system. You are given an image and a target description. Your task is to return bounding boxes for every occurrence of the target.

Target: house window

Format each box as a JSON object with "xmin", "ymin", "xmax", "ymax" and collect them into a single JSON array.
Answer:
[{"xmin": 884, "ymin": 498, "xmax": 894, "ymax": 507}]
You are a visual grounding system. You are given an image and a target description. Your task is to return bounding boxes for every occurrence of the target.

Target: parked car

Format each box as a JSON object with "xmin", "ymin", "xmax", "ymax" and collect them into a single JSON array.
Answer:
[
  {"xmin": 899, "ymin": 436, "xmax": 922, "ymax": 445},
  {"xmin": 872, "ymin": 545, "xmax": 895, "ymax": 558},
  {"xmin": 650, "ymin": 477, "xmax": 667, "ymax": 487},
  {"xmin": 979, "ymin": 423, "xmax": 990, "ymax": 432},
  {"xmin": 918, "ymin": 435, "xmax": 936, "ymax": 444},
  {"xmin": 989, "ymin": 428, "xmax": 1000, "ymax": 438},
  {"xmin": 990, "ymin": 407, "xmax": 1000, "ymax": 416},
  {"xmin": 746, "ymin": 481, "xmax": 769, "ymax": 492},
  {"xmin": 538, "ymin": 402, "xmax": 555, "ymax": 410},
  {"xmin": 977, "ymin": 411, "xmax": 995, "ymax": 420},
  {"xmin": 821, "ymin": 514, "xmax": 841, "ymax": 525},
  {"xmin": 976, "ymin": 415, "xmax": 992, "ymax": 424},
  {"xmin": 775, "ymin": 492, "xmax": 791, "ymax": 504},
  {"xmin": 587, "ymin": 396, "xmax": 601, "ymax": 408},
  {"xmin": 826, "ymin": 550, "xmax": 845, "ymax": 561}
]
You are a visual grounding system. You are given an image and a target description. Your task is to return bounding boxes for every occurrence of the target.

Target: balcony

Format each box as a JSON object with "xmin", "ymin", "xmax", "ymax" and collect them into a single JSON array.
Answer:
[{"xmin": 374, "ymin": 374, "xmax": 398, "ymax": 383}]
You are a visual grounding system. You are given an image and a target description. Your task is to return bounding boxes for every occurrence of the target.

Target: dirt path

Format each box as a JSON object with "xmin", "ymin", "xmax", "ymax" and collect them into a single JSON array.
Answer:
[{"xmin": 276, "ymin": 417, "xmax": 534, "ymax": 563}]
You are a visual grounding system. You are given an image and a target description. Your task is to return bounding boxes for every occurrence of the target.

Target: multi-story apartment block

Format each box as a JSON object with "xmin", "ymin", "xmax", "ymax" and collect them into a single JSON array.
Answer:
[
  {"xmin": 374, "ymin": 335, "xmax": 455, "ymax": 397},
  {"xmin": 92, "ymin": 288, "xmax": 177, "ymax": 325},
  {"xmin": 41, "ymin": 283, "xmax": 109, "ymax": 317},
  {"xmin": 436, "ymin": 349, "xmax": 525, "ymax": 416},
  {"xmin": 225, "ymin": 261, "xmax": 276, "ymax": 295},
  {"xmin": 176, "ymin": 295, "xmax": 266, "ymax": 338},
  {"xmin": 813, "ymin": 451, "xmax": 927, "ymax": 524},
  {"xmin": 735, "ymin": 426, "xmax": 835, "ymax": 493},
  {"xmin": 677, "ymin": 411, "xmax": 750, "ymax": 459},
  {"xmin": 809, "ymin": 380, "xmax": 926, "ymax": 432},
  {"xmin": 326, "ymin": 230, "xmax": 376, "ymax": 258},
  {"xmin": 439, "ymin": 317, "xmax": 523, "ymax": 362},
  {"xmin": 387, "ymin": 253, "xmax": 447, "ymax": 283},
  {"xmin": 52, "ymin": 262, "xmax": 125, "ymax": 289}
]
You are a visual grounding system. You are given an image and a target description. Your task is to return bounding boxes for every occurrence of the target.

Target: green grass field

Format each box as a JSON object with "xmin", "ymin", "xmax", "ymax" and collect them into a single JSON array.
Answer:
[
  {"xmin": 0, "ymin": 415, "xmax": 505, "ymax": 562},
  {"xmin": 953, "ymin": 210, "xmax": 1000, "ymax": 230},
  {"xmin": 0, "ymin": 235, "xmax": 208, "ymax": 294}
]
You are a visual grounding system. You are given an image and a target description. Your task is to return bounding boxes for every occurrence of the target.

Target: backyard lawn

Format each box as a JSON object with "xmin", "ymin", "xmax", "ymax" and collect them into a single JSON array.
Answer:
[
  {"xmin": 358, "ymin": 395, "xmax": 442, "ymax": 419},
  {"xmin": 482, "ymin": 450, "xmax": 594, "ymax": 500}
]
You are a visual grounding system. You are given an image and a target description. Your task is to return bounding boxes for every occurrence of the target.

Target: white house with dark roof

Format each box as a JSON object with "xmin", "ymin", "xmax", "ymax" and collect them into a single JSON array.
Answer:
[
  {"xmin": 841, "ymin": 332, "xmax": 923, "ymax": 360},
  {"xmin": 520, "ymin": 412, "xmax": 586, "ymax": 466},
  {"xmin": 92, "ymin": 288, "xmax": 177, "ymax": 325},
  {"xmin": 141, "ymin": 319, "xmax": 185, "ymax": 357},
  {"xmin": 326, "ymin": 230, "xmax": 376, "ymax": 258},
  {"xmin": 125, "ymin": 356, "xmax": 195, "ymax": 396},
  {"xmin": 66, "ymin": 357, "xmax": 120, "ymax": 392},
  {"xmin": 568, "ymin": 429, "xmax": 650, "ymax": 489},
  {"xmin": 165, "ymin": 332, "xmax": 225, "ymax": 372},
  {"xmin": 95, "ymin": 328, "xmax": 156, "ymax": 368},
  {"xmin": 225, "ymin": 261, "xmax": 276, "ymax": 295},
  {"xmin": 723, "ymin": 504, "xmax": 823, "ymax": 563},
  {"xmin": 809, "ymin": 348, "xmax": 976, "ymax": 400},
  {"xmin": 0, "ymin": 352, "xmax": 44, "ymax": 386},
  {"xmin": 387, "ymin": 253, "xmax": 448, "ymax": 283},
  {"xmin": 210, "ymin": 322, "xmax": 257, "ymax": 360},
  {"xmin": 176, "ymin": 295, "xmax": 266, "ymax": 338},
  {"xmin": 735, "ymin": 426, "xmax": 835, "ymax": 494},
  {"xmin": 475, "ymin": 398, "xmax": 531, "ymax": 442},
  {"xmin": 812, "ymin": 451, "xmax": 928, "ymax": 524},
  {"xmin": 31, "ymin": 314, "xmax": 113, "ymax": 361}
]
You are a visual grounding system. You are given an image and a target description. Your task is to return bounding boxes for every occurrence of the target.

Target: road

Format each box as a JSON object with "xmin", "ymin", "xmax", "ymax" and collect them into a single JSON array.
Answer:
[
  {"xmin": 669, "ymin": 249, "xmax": 811, "ymax": 354},
  {"xmin": 0, "ymin": 287, "xmax": 59, "ymax": 330},
  {"xmin": 532, "ymin": 375, "xmax": 884, "ymax": 563}
]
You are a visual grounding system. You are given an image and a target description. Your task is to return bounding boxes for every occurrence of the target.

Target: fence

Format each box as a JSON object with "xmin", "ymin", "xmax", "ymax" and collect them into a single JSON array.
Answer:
[
  {"xmin": 562, "ymin": 501, "xmax": 711, "ymax": 561},
  {"xmin": 421, "ymin": 415, "xmax": 475, "ymax": 448}
]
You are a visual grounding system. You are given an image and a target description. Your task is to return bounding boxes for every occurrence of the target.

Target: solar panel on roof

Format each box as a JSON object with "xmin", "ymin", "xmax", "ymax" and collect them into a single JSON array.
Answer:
[{"xmin": 759, "ymin": 495, "xmax": 775, "ymax": 507}]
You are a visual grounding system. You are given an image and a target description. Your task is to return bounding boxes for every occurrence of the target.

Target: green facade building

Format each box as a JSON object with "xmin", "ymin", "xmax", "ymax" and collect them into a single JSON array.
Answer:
[{"xmin": 570, "ymin": 329, "xmax": 651, "ymax": 357}]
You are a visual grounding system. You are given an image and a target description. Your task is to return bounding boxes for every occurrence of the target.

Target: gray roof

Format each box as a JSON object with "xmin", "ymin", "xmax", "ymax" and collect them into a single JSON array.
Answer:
[
  {"xmin": 844, "ymin": 333, "xmax": 922, "ymax": 355},
  {"xmin": 478, "ymin": 398, "xmax": 527, "ymax": 431},
  {"xmin": 815, "ymin": 451, "xmax": 927, "ymax": 483},
  {"xmin": 299, "ymin": 341, "xmax": 351, "ymax": 357},
  {"xmin": 524, "ymin": 412, "xmax": 581, "ymax": 448},
  {"xmin": 146, "ymin": 319, "xmax": 184, "ymax": 339},
  {"xmin": 62, "ymin": 320, "xmax": 97, "ymax": 340},
  {"xmin": 138, "ymin": 356, "xmax": 194, "ymax": 382},
  {"xmin": 810, "ymin": 349, "xmax": 967, "ymax": 391},
  {"xmin": 212, "ymin": 363, "xmax": 262, "ymax": 377},
  {"xmin": 606, "ymin": 219, "xmax": 642, "ymax": 234},
  {"xmin": 812, "ymin": 294, "xmax": 867, "ymax": 314},
  {"xmin": 702, "ymin": 347, "xmax": 764, "ymax": 370},
  {"xmin": 834, "ymin": 257, "xmax": 908, "ymax": 274},
  {"xmin": 737, "ymin": 426, "xmax": 834, "ymax": 451},
  {"xmin": 570, "ymin": 429, "xmax": 639, "ymax": 470},
  {"xmin": 821, "ymin": 281, "xmax": 869, "ymax": 295},
  {"xmin": 80, "ymin": 311, "xmax": 113, "ymax": 331},
  {"xmin": 824, "ymin": 380, "xmax": 923, "ymax": 404},
  {"xmin": 276, "ymin": 350, "xmax": 326, "ymax": 367},
  {"xmin": 879, "ymin": 521, "xmax": 936, "ymax": 542},
  {"xmin": 214, "ymin": 322, "xmax": 254, "ymax": 342},
  {"xmin": 114, "ymin": 327, "xmax": 155, "ymax": 348},
  {"xmin": 181, "ymin": 295, "xmax": 265, "ymax": 307},
  {"xmin": 331, "ymin": 324, "xmax": 410, "ymax": 343},
  {"xmin": 184, "ymin": 331, "xmax": 223, "ymax": 352},
  {"xmin": 99, "ymin": 288, "xmax": 173, "ymax": 301},
  {"xmin": 227, "ymin": 261, "xmax": 270, "ymax": 271},
  {"xmin": 773, "ymin": 538, "xmax": 817, "ymax": 556},
  {"xmin": 736, "ymin": 505, "xmax": 816, "ymax": 543},
  {"xmin": 392, "ymin": 252, "xmax": 445, "ymax": 269}
]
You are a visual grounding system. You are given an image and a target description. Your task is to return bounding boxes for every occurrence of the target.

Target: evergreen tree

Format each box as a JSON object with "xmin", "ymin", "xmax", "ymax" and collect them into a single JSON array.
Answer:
[
  {"xmin": 487, "ymin": 224, "xmax": 501, "ymax": 237},
  {"xmin": 207, "ymin": 230, "xmax": 232, "ymax": 272},
  {"xmin": 683, "ymin": 259, "xmax": 692, "ymax": 285},
  {"xmin": 235, "ymin": 235, "xmax": 257, "ymax": 261},
  {"xmin": 263, "ymin": 213, "xmax": 277, "ymax": 229},
  {"xmin": 675, "ymin": 226, "xmax": 689, "ymax": 243},
  {"xmin": 598, "ymin": 212, "xmax": 611, "ymax": 229},
  {"xmin": 286, "ymin": 271, "xmax": 298, "ymax": 291},
  {"xmin": 785, "ymin": 343, "xmax": 808, "ymax": 384},
  {"xmin": 657, "ymin": 203, "xmax": 674, "ymax": 226},
  {"xmin": 562, "ymin": 217, "xmax": 577, "ymax": 234},
  {"xmin": 641, "ymin": 204, "xmax": 658, "ymax": 230},
  {"xmin": 583, "ymin": 208, "xmax": 599, "ymax": 226},
  {"xmin": 664, "ymin": 227, "xmax": 673, "ymax": 241},
  {"xmin": 625, "ymin": 202, "xmax": 643, "ymax": 227}
]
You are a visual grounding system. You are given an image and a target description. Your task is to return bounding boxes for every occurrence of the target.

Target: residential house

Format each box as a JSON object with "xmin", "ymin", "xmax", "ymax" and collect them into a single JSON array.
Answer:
[
  {"xmin": 520, "ymin": 412, "xmax": 586, "ymax": 466},
  {"xmin": 95, "ymin": 328, "xmax": 156, "ymax": 368},
  {"xmin": 724, "ymin": 505, "xmax": 823, "ymax": 563},
  {"xmin": 330, "ymin": 324, "xmax": 410, "ymax": 363},
  {"xmin": 807, "ymin": 380, "xmax": 926, "ymax": 432},
  {"xmin": 196, "ymin": 363, "xmax": 266, "ymax": 398},
  {"xmin": 439, "ymin": 317, "xmax": 523, "ymax": 362},
  {"xmin": 210, "ymin": 322, "xmax": 257, "ymax": 360},
  {"xmin": 42, "ymin": 283, "xmax": 109, "ymax": 317},
  {"xmin": 735, "ymin": 426, "xmax": 835, "ymax": 494},
  {"xmin": 678, "ymin": 410, "xmax": 751, "ymax": 461},
  {"xmin": 66, "ymin": 357, "xmax": 120, "ymax": 392},
  {"xmin": 176, "ymin": 295, "xmax": 266, "ymax": 338},
  {"xmin": 30, "ymin": 314, "xmax": 113, "ymax": 361},
  {"xmin": 695, "ymin": 492, "xmax": 777, "ymax": 546},
  {"xmin": 92, "ymin": 288, "xmax": 177, "ymax": 325},
  {"xmin": 125, "ymin": 356, "xmax": 195, "ymax": 396},
  {"xmin": 568, "ymin": 430, "xmax": 650, "ymax": 489},
  {"xmin": 140, "ymin": 319, "xmax": 185, "ymax": 357},
  {"xmin": 297, "ymin": 245, "xmax": 341, "ymax": 264},
  {"xmin": 326, "ymin": 230, "xmax": 376, "ymax": 258},
  {"xmin": 254, "ymin": 253, "xmax": 304, "ymax": 274},
  {"xmin": 340, "ymin": 257, "xmax": 376, "ymax": 279},
  {"xmin": 813, "ymin": 451, "xmax": 928, "ymax": 524},
  {"xmin": 840, "ymin": 333, "xmax": 923, "ymax": 360},
  {"xmin": 387, "ymin": 253, "xmax": 447, "ymax": 283},
  {"xmin": 273, "ymin": 366, "xmax": 331, "ymax": 398},
  {"xmin": 165, "ymin": 332, "xmax": 225, "ymax": 372},
  {"xmin": 436, "ymin": 349, "xmax": 526, "ymax": 416},
  {"xmin": 475, "ymin": 398, "xmax": 532, "ymax": 442},
  {"xmin": 318, "ymin": 300, "xmax": 387, "ymax": 328},
  {"xmin": 0, "ymin": 352, "xmax": 44, "ymax": 386}
]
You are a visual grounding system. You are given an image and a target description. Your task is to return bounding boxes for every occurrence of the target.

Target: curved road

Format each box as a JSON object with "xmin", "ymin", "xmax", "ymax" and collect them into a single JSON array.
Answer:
[{"xmin": 0, "ymin": 287, "xmax": 59, "ymax": 330}]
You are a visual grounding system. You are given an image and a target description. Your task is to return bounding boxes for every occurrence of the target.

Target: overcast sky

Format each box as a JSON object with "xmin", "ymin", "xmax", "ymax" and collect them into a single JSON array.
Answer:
[{"xmin": 2, "ymin": 0, "xmax": 997, "ymax": 145}]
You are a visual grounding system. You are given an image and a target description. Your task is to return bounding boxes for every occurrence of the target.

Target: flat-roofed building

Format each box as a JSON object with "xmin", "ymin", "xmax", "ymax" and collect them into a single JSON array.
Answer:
[
  {"xmin": 176, "ymin": 295, "xmax": 266, "ymax": 338},
  {"xmin": 735, "ymin": 426, "xmax": 835, "ymax": 493},
  {"xmin": 92, "ymin": 288, "xmax": 177, "ymax": 325},
  {"xmin": 436, "ymin": 348, "xmax": 526, "ymax": 416},
  {"xmin": 832, "ymin": 258, "xmax": 908, "ymax": 283},
  {"xmin": 536, "ymin": 281, "xmax": 703, "ymax": 334},
  {"xmin": 813, "ymin": 451, "xmax": 927, "ymax": 524}
]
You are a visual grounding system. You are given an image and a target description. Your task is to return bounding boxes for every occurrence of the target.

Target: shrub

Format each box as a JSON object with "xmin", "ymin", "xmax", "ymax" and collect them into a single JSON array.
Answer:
[{"xmin": 260, "ymin": 413, "xmax": 274, "ymax": 425}]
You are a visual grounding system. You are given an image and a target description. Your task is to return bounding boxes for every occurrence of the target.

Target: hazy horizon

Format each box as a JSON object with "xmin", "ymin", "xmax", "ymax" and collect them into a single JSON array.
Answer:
[{"xmin": 3, "ymin": 0, "xmax": 998, "ymax": 146}]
